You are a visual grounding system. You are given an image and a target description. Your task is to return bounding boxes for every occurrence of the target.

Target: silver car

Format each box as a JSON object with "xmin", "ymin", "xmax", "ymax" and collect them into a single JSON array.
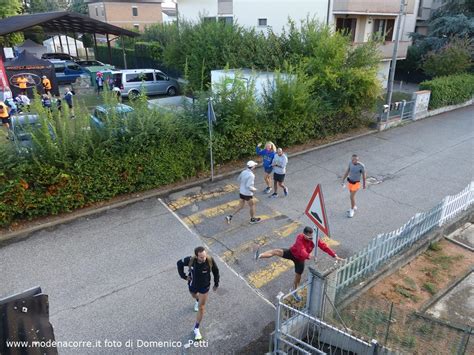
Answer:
[{"xmin": 112, "ymin": 69, "xmax": 179, "ymax": 98}]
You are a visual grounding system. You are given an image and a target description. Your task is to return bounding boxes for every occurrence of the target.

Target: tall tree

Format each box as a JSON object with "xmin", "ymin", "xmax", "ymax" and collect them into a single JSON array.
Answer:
[
  {"xmin": 26, "ymin": 0, "xmax": 68, "ymax": 13},
  {"xmin": 69, "ymin": 0, "xmax": 88, "ymax": 15},
  {"xmin": 0, "ymin": 0, "xmax": 24, "ymax": 45}
]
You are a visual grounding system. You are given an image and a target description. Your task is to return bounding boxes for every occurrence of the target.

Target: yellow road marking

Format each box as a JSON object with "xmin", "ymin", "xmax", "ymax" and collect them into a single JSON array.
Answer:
[
  {"xmin": 275, "ymin": 221, "xmax": 300, "ymax": 238},
  {"xmin": 183, "ymin": 198, "xmax": 260, "ymax": 226},
  {"xmin": 247, "ymin": 260, "xmax": 293, "ymax": 289},
  {"xmin": 221, "ymin": 221, "xmax": 301, "ymax": 262},
  {"xmin": 321, "ymin": 235, "xmax": 340, "ymax": 247},
  {"xmin": 169, "ymin": 184, "xmax": 238, "ymax": 211}
]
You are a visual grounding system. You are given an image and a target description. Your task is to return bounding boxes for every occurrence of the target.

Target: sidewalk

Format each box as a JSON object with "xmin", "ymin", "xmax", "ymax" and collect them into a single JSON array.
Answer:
[{"xmin": 0, "ymin": 199, "xmax": 274, "ymax": 354}]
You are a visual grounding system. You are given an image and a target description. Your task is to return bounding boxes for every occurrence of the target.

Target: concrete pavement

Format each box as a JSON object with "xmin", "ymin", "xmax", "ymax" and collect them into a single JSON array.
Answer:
[
  {"xmin": 0, "ymin": 199, "xmax": 274, "ymax": 354},
  {"xmin": 164, "ymin": 105, "xmax": 474, "ymax": 302},
  {"xmin": 0, "ymin": 105, "xmax": 472, "ymax": 354}
]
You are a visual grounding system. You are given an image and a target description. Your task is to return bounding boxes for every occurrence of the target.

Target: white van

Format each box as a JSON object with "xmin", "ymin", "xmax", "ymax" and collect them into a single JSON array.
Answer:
[{"xmin": 112, "ymin": 69, "xmax": 179, "ymax": 98}]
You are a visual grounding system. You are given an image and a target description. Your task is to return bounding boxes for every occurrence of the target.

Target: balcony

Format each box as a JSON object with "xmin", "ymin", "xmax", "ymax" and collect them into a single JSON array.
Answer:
[
  {"xmin": 354, "ymin": 40, "xmax": 411, "ymax": 60},
  {"xmin": 333, "ymin": 0, "xmax": 415, "ymax": 15}
]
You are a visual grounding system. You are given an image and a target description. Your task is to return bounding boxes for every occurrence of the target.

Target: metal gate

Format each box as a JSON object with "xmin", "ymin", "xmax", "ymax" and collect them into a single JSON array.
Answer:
[
  {"xmin": 271, "ymin": 285, "xmax": 389, "ymax": 354},
  {"xmin": 382, "ymin": 99, "xmax": 415, "ymax": 121}
]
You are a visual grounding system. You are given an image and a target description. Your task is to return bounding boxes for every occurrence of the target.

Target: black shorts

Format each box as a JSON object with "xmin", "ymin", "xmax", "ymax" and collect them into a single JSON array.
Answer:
[
  {"xmin": 274, "ymin": 173, "xmax": 285, "ymax": 183},
  {"xmin": 189, "ymin": 284, "xmax": 210, "ymax": 294},
  {"xmin": 239, "ymin": 193, "xmax": 253, "ymax": 201},
  {"xmin": 1, "ymin": 117, "xmax": 11, "ymax": 125},
  {"xmin": 282, "ymin": 249, "xmax": 305, "ymax": 275}
]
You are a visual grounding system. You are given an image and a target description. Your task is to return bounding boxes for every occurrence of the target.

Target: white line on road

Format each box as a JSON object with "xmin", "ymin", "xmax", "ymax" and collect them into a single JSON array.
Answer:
[{"xmin": 158, "ymin": 198, "xmax": 276, "ymax": 310}]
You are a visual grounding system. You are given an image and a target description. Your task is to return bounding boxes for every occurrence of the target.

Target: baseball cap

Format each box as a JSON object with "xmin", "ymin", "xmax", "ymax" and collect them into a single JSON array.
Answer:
[{"xmin": 247, "ymin": 160, "xmax": 258, "ymax": 168}]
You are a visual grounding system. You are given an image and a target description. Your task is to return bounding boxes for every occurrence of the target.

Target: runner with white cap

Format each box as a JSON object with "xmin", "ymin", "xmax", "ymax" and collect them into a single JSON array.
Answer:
[{"xmin": 226, "ymin": 160, "xmax": 261, "ymax": 224}]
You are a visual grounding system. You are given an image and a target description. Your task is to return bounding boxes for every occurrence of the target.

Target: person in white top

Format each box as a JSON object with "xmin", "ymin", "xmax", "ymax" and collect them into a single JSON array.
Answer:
[
  {"xmin": 226, "ymin": 160, "xmax": 261, "ymax": 225},
  {"xmin": 270, "ymin": 148, "xmax": 289, "ymax": 198}
]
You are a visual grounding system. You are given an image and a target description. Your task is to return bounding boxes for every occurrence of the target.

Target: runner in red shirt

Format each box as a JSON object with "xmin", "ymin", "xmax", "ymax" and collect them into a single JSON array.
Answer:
[{"xmin": 255, "ymin": 226, "xmax": 343, "ymax": 301}]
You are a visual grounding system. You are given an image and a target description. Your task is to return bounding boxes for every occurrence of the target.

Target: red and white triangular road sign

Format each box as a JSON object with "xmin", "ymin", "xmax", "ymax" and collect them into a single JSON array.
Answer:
[{"xmin": 305, "ymin": 184, "xmax": 330, "ymax": 236}]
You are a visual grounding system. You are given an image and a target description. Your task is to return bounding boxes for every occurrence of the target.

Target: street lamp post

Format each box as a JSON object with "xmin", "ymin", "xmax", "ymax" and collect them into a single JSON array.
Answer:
[
  {"xmin": 386, "ymin": 0, "xmax": 406, "ymax": 120},
  {"xmin": 207, "ymin": 98, "xmax": 216, "ymax": 181}
]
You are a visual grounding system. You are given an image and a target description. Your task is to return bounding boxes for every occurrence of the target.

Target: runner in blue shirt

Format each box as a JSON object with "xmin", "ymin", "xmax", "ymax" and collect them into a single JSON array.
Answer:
[{"xmin": 256, "ymin": 141, "xmax": 276, "ymax": 194}]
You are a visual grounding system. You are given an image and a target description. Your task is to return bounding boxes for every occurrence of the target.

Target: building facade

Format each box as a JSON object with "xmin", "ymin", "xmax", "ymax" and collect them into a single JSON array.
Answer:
[
  {"xmin": 177, "ymin": 0, "xmax": 329, "ymax": 32},
  {"xmin": 177, "ymin": 0, "xmax": 421, "ymax": 88},
  {"xmin": 415, "ymin": 0, "xmax": 445, "ymax": 35},
  {"xmin": 86, "ymin": 0, "xmax": 163, "ymax": 32}
]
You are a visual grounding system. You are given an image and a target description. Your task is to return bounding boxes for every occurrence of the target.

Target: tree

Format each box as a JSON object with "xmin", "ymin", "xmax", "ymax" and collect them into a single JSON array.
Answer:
[
  {"xmin": 69, "ymin": 0, "xmax": 88, "ymax": 15},
  {"xmin": 26, "ymin": 0, "xmax": 68, "ymax": 13},
  {"xmin": 422, "ymin": 39, "xmax": 472, "ymax": 77},
  {"xmin": 0, "ymin": 0, "xmax": 24, "ymax": 46}
]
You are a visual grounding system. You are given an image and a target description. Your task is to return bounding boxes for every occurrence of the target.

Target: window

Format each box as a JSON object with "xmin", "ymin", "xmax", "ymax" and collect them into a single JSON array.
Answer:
[
  {"xmin": 101, "ymin": 7, "xmax": 104, "ymax": 17},
  {"xmin": 133, "ymin": 24, "xmax": 140, "ymax": 31},
  {"xmin": 258, "ymin": 18, "xmax": 267, "ymax": 26},
  {"xmin": 132, "ymin": 7, "xmax": 138, "ymax": 16},
  {"xmin": 155, "ymin": 72, "xmax": 167, "ymax": 81},
  {"xmin": 373, "ymin": 19, "xmax": 395, "ymax": 41},
  {"xmin": 336, "ymin": 18, "xmax": 357, "ymax": 41},
  {"xmin": 218, "ymin": 16, "xmax": 233, "ymax": 25},
  {"xmin": 53, "ymin": 63, "xmax": 65, "ymax": 73},
  {"xmin": 95, "ymin": 6, "xmax": 98, "ymax": 16},
  {"xmin": 126, "ymin": 72, "xmax": 154, "ymax": 82},
  {"xmin": 203, "ymin": 17, "xmax": 216, "ymax": 22},
  {"xmin": 67, "ymin": 63, "xmax": 81, "ymax": 71}
]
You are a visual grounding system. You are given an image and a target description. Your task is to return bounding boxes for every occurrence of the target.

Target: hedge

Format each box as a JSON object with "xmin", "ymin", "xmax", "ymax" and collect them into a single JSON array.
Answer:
[{"xmin": 419, "ymin": 73, "xmax": 474, "ymax": 109}]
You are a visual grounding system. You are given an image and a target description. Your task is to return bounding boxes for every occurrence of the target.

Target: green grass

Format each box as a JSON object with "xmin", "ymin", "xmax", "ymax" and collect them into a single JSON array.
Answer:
[
  {"xmin": 403, "ymin": 276, "xmax": 418, "ymax": 291},
  {"xmin": 395, "ymin": 285, "xmax": 421, "ymax": 302},
  {"xmin": 428, "ymin": 242, "xmax": 442, "ymax": 251},
  {"xmin": 423, "ymin": 282, "xmax": 438, "ymax": 295},
  {"xmin": 429, "ymin": 254, "xmax": 464, "ymax": 270}
]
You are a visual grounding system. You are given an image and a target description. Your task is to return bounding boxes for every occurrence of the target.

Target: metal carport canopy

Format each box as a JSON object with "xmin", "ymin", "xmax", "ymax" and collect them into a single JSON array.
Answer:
[{"xmin": 0, "ymin": 11, "xmax": 140, "ymax": 37}]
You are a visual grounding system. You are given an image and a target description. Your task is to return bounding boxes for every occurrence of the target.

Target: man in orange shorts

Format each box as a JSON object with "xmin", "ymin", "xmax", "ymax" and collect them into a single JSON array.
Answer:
[{"xmin": 342, "ymin": 154, "xmax": 366, "ymax": 218}]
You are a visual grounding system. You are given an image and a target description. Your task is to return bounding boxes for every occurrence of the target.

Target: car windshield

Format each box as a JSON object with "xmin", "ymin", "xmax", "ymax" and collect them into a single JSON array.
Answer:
[{"xmin": 14, "ymin": 121, "xmax": 42, "ymax": 140}]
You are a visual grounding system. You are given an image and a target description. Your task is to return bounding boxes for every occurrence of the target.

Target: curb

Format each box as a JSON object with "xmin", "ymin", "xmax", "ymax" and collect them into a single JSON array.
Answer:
[{"xmin": 0, "ymin": 130, "xmax": 377, "ymax": 245}]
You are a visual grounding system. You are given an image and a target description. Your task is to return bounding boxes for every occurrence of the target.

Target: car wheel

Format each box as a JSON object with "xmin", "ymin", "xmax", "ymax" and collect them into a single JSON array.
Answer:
[
  {"xmin": 128, "ymin": 90, "xmax": 140, "ymax": 99},
  {"xmin": 167, "ymin": 86, "xmax": 177, "ymax": 96}
]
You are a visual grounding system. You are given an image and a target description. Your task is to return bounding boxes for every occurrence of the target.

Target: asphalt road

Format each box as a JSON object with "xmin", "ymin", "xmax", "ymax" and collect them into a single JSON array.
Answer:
[{"xmin": 0, "ymin": 105, "xmax": 472, "ymax": 354}]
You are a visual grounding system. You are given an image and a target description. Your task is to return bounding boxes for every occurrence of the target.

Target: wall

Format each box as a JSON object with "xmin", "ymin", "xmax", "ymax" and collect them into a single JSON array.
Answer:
[
  {"xmin": 178, "ymin": 0, "xmax": 328, "ymax": 33},
  {"xmin": 377, "ymin": 61, "xmax": 391, "ymax": 89},
  {"xmin": 104, "ymin": 2, "xmax": 163, "ymax": 31},
  {"xmin": 178, "ymin": 0, "xmax": 218, "ymax": 22},
  {"xmin": 233, "ymin": 0, "xmax": 328, "ymax": 34}
]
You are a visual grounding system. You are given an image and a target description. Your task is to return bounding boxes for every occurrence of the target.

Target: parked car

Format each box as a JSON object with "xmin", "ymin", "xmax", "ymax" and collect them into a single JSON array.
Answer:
[
  {"xmin": 7, "ymin": 114, "xmax": 54, "ymax": 151},
  {"xmin": 90, "ymin": 104, "xmax": 134, "ymax": 129},
  {"xmin": 77, "ymin": 60, "xmax": 114, "ymax": 69},
  {"xmin": 49, "ymin": 59, "xmax": 86, "ymax": 85},
  {"xmin": 42, "ymin": 53, "xmax": 78, "ymax": 61},
  {"xmin": 112, "ymin": 69, "xmax": 179, "ymax": 98}
]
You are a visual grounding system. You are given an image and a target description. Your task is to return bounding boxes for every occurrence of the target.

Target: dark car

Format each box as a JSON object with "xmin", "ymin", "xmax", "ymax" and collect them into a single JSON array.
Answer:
[
  {"xmin": 50, "ymin": 60, "xmax": 86, "ymax": 85},
  {"xmin": 41, "ymin": 53, "xmax": 78, "ymax": 61},
  {"xmin": 7, "ymin": 114, "xmax": 54, "ymax": 151},
  {"xmin": 90, "ymin": 104, "xmax": 134, "ymax": 129}
]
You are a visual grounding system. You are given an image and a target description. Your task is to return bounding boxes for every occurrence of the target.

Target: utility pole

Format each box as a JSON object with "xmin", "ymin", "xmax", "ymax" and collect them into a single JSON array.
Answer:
[{"xmin": 386, "ymin": 0, "xmax": 406, "ymax": 119}]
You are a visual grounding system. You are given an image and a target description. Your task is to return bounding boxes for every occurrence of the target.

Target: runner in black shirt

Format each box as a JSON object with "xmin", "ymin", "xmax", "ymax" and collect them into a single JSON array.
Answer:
[{"xmin": 177, "ymin": 246, "xmax": 219, "ymax": 340}]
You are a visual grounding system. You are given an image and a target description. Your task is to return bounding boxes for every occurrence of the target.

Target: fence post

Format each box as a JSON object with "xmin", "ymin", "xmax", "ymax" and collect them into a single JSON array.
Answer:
[
  {"xmin": 438, "ymin": 196, "xmax": 448, "ymax": 227},
  {"xmin": 400, "ymin": 100, "xmax": 406, "ymax": 119},
  {"xmin": 274, "ymin": 292, "xmax": 283, "ymax": 354},
  {"xmin": 307, "ymin": 267, "xmax": 327, "ymax": 319},
  {"xmin": 370, "ymin": 339, "xmax": 380, "ymax": 355}
]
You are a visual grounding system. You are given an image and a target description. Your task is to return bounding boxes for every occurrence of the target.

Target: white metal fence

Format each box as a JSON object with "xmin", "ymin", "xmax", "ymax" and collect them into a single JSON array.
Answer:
[
  {"xmin": 271, "ymin": 284, "xmax": 386, "ymax": 354},
  {"xmin": 335, "ymin": 182, "xmax": 474, "ymax": 299}
]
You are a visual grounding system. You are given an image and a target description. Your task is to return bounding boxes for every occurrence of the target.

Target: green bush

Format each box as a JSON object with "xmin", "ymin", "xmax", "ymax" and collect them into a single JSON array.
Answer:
[
  {"xmin": 422, "ymin": 39, "xmax": 472, "ymax": 77},
  {"xmin": 0, "ymin": 91, "xmax": 207, "ymax": 227},
  {"xmin": 419, "ymin": 73, "xmax": 474, "ymax": 109},
  {"xmin": 1, "ymin": 19, "xmax": 383, "ymax": 227}
]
